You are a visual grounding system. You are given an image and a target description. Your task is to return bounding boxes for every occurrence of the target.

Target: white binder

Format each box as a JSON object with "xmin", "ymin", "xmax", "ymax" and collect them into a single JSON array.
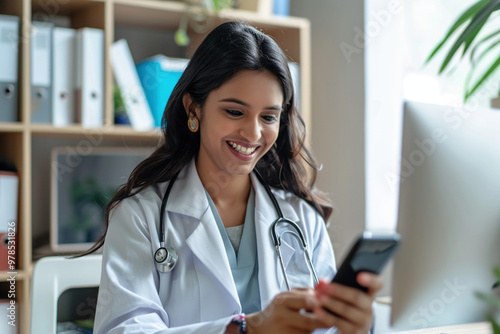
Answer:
[
  {"xmin": 110, "ymin": 39, "xmax": 154, "ymax": 131},
  {"xmin": 0, "ymin": 170, "xmax": 18, "ymax": 272},
  {"xmin": 288, "ymin": 62, "xmax": 300, "ymax": 109},
  {"xmin": 31, "ymin": 21, "xmax": 53, "ymax": 124},
  {"xmin": 0, "ymin": 171, "xmax": 18, "ymax": 234},
  {"xmin": 0, "ymin": 300, "xmax": 16, "ymax": 334},
  {"xmin": 75, "ymin": 28, "xmax": 104, "ymax": 128},
  {"xmin": 0, "ymin": 15, "xmax": 19, "ymax": 123},
  {"xmin": 52, "ymin": 27, "xmax": 76, "ymax": 127}
]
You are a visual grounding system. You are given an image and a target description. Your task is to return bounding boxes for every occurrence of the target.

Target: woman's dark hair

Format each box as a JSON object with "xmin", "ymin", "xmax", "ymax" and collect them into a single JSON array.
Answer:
[{"xmin": 82, "ymin": 21, "xmax": 332, "ymax": 256}]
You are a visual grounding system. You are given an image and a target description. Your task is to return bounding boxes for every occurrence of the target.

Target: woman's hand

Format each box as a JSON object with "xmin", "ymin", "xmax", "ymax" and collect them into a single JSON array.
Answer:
[
  {"xmin": 313, "ymin": 272, "xmax": 383, "ymax": 334},
  {"xmin": 245, "ymin": 288, "xmax": 324, "ymax": 334}
]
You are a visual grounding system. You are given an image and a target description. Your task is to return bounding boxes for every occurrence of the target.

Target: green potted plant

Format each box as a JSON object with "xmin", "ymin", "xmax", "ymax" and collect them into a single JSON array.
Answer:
[
  {"xmin": 426, "ymin": 0, "xmax": 500, "ymax": 103},
  {"xmin": 173, "ymin": 0, "xmax": 235, "ymax": 46},
  {"xmin": 113, "ymin": 84, "xmax": 130, "ymax": 125}
]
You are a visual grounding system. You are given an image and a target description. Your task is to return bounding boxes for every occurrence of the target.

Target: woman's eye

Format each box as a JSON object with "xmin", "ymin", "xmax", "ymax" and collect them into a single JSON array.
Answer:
[
  {"xmin": 225, "ymin": 109, "xmax": 243, "ymax": 117},
  {"xmin": 262, "ymin": 115, "xmax": 278, "ymax": 122}
]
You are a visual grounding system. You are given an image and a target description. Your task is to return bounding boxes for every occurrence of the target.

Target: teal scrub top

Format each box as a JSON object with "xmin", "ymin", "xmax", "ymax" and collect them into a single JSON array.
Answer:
[{"xmin": 205, "ymin": 188, "xmax": 261, "ymax": 314}]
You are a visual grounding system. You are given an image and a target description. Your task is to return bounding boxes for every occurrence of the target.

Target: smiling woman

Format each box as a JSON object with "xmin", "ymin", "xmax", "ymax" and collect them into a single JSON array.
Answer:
[
  {"xmin": 82, "ymin": 21, "xmax": 383, "ymax": 334},
  {"xmin": 190, "ymin": 70, "xmax": 282, "ymax": 179}
]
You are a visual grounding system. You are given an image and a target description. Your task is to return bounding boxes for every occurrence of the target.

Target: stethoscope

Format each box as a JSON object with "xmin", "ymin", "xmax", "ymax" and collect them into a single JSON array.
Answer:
[{"xmin": 153, "ymin": 172, "xmax": 319, "ymax": 290}]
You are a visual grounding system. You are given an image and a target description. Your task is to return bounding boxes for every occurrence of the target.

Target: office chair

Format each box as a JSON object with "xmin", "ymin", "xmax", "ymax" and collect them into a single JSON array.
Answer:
[{"xmin": 30, "ymin": 255, "xmax": 102, "ymax": 334}]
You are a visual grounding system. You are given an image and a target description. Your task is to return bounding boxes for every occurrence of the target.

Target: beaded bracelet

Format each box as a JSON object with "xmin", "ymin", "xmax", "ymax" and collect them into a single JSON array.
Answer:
[{"xmin": 230, "ymin": 314, "xmax": 247, "ymax": 334}]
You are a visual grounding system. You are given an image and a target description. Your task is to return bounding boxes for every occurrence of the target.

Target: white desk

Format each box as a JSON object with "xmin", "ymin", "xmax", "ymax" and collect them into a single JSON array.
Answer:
[
  {"xmin": 373, "ymin": 298, "xmax": 493, "ymax": 334},
  {"xmin": 390, "ymin": 322, "xmax": 492, "ymax": 334}
]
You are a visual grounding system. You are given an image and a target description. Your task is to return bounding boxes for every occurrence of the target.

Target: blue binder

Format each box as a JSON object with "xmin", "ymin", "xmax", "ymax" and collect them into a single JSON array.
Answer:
[{"xmin": 136, "ymin": 55, "xmax": 189, "ymax": 127}]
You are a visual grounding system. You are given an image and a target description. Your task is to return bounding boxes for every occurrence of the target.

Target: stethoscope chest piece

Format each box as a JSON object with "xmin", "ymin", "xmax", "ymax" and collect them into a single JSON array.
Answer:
[{"xmin": 154, "ymin": 245, "xmax": 178, "ymax": 273}]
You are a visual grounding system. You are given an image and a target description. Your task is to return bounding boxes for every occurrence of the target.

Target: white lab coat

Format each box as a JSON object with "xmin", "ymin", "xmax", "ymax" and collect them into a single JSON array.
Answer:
[{"xmin": 94, "ymin": 159, "xmax": 338, "ymax": 334}]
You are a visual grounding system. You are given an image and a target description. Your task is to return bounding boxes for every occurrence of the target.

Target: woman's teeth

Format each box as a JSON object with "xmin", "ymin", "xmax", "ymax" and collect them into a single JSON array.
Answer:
[{"xmin": 228, "ymin": 141, "xmax": 257, "ymax": 155}]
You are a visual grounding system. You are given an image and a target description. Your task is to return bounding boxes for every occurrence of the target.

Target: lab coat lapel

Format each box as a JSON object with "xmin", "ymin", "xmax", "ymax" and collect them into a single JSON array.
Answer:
[
  {"xmin": 252, "ymin": 174, "xmax": 296, "ymax": 308},
  {"xmin": 167, "ymin": 161, "xmax": 240, "ymax": 311},
  {"xmin": 185, "ymin": 209, "xmax": 240, "ymax": 309}
]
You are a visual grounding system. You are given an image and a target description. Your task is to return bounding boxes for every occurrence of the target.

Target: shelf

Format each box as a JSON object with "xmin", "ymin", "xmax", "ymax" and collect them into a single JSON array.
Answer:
[
  {"xmin": 114, "ymin": 0, "xmax": 189, "ymax": 32},
  {"xmin": 114, "ymin": 0, "xmax": 307, "ymax": 28},
  {"xmin": 0, "ymin": 270, "xmax": 28, "ymax": 281},
  {"xmin": 31, "ymin": 0, "xmax": 105, "ymax": 16},
  {"xmin": 0, "ymin": 132, "xmax": 24, "ymax": 173},
  {"xmin": 32, "ymin": 244, "xmax": 102, "ymax": 262},
  {"xmin": 0, "ymin": 123, "xmax": 25, "ymax": 133},
  {"xmin": 29, "ymin": 124, "xmax": 162, "ymax": 139},
  {"xmin": 113, "ymin": 0, "xmax": 307, "ymax": 62},
  {"xmin": 0, "ymin": 1, "xmax": 23, "ymax": 16},
  {"xmin": 31, "ymin": 0, "xmax": 106, "ymax": 30}
]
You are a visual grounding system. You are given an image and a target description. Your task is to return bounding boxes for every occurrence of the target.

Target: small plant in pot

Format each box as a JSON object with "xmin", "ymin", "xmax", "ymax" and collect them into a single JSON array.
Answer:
[{"xmin": 172, "ymin": 0, "xmax": 235, "ymax": 46}]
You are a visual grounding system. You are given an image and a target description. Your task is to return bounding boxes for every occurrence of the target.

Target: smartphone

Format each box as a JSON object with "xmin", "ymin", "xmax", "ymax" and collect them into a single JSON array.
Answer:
[{"xmin": 331, "ymin": 231, "xmax": 400, "ymax": 292}]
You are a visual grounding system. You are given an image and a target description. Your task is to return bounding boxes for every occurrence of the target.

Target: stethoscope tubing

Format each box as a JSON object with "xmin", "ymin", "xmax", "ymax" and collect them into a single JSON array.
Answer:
[
  {"xmin": 271, "ymin": 218, "xmax": 319, "ymax": 290},
  {"xmin": 156, "ymin": 170, "xmax": 319, "ymax": 290}
]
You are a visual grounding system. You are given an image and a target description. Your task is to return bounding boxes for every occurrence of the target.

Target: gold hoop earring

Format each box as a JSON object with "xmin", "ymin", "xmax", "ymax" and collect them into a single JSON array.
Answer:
[{"xmin": 188, "ymin": 116, "xmax": 199, "ymax": 132}]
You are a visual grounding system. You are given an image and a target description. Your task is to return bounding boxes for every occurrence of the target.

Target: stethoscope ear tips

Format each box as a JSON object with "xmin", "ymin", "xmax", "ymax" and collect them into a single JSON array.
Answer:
[{"xmin": 154, "ymin": 246, "xmax": 178, "ymax": 273}]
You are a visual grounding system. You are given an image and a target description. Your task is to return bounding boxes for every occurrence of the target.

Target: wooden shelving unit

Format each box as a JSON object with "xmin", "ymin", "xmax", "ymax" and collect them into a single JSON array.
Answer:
[{"xmin": 0, "ymin": 1, "xmax": 310, "ymax": 333}]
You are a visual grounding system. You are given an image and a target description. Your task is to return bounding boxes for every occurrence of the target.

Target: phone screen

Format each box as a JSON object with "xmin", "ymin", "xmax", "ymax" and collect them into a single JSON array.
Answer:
[{"xmin": 331, "ymin": 233, "xmax": 400, "ymax": 291}]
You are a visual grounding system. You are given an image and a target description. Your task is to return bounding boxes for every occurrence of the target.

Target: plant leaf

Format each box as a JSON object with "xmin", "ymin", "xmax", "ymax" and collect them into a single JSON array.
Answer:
[
  {"xmin": 488, "ymin": 314, "xmax": 500, "ymax": 334},
  {"xmin": 464, "ymin": 36, "xmax": 500, "ymax": 97},
  {"xmin": 426, "ymin": 0, "xmax": 490, "ymax": 63},
  {"xmin": 495, "ymin": 267, "xmax": 500, "ymax": 282},
  {"xmin": 470, "ymin": 36, "xmax": 500, "ymax": 69},
  {"xmin": 469, "ymin": 27, "xmax": 500, "ymax": 62},
  {"xmin": 465, "ymin": 50, "xmax": 500, "ymax": 101},
  {"xmin": 462, "ymin": 1, "xmax": 500, "ymax": 54},
  {"xmin": 211, "ymin": 0, "xmax": 234, "ymax": 12},
  {"xmin": 476, "ymin": 291, "xmax": 500, "ymax": 308},
  {"xmin": 439, "ymin": 1, "xmax": 500, "ymax": 73},
  {"xmin": 461, "ymin": 17, "xmax": 488, "ymax": 55},
  {"xmin": 175, "ymin": 28, "xmax": 190, "ymax": 46}
]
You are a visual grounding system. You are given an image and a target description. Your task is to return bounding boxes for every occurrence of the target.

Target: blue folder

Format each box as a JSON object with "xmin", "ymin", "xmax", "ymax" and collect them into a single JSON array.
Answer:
[{"xmin": 136, "ymin": 55, "xmax": 189, "ymax": 127}]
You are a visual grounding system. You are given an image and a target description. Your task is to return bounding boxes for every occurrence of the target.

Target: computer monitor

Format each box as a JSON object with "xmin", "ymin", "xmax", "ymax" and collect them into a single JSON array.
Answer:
[{"xmin": 390, "ymin": 100, "xmax": 500, "ymax": 330}]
